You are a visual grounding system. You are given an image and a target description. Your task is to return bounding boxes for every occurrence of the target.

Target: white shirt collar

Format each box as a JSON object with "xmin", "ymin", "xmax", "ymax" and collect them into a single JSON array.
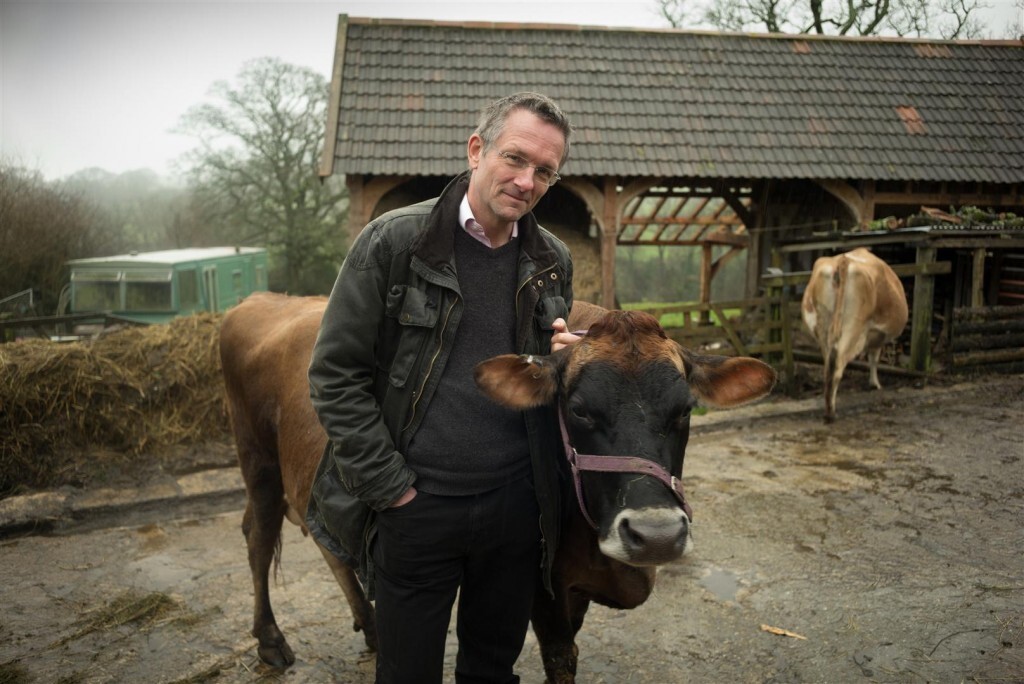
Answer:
[{"xmin": 459, "ymin": 194, "xmax": 517, "ymax": 248}]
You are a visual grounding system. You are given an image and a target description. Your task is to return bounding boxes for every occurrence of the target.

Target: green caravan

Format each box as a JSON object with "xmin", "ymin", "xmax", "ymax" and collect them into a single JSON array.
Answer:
[{"xmin": 66, "ymin": 247, "xmax": 269, "ymax": 324}]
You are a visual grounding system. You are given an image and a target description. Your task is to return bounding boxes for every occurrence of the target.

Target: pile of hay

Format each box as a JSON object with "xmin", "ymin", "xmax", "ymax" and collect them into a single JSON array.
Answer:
[{"xmin": 0, "ymin": 313, "xmax": 230, "ymax": 496}]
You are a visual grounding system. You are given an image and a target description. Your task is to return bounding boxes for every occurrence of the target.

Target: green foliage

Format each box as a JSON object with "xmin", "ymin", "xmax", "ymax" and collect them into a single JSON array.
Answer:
[
  {"xmin": 615, "ymin": 245, "xmax": 746, "ymax": 305},
  {"xmin": 623, "ymin": 301, "xmax": 741, "ymax": 328},
  {"xmin": 176, "ymin": 58, "xmax": 348, "ymax": 295},
  {"xmin": 0, "ymin": 163, "xmax": 120, "ymax": 313}
]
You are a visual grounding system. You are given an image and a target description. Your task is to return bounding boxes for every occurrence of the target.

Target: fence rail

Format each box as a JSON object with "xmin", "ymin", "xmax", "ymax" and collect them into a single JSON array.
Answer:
[
  {"xmin": 947, "ymin": 304, "xmax": 1024, "ymax": 372},
  {"xmin": 640, "ymin": 258, "xmax": 1021, "ymax": 386}
]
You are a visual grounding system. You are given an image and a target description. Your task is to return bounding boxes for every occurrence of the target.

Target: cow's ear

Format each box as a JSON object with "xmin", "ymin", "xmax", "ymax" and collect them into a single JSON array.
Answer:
[
  {"xmin": 474, "ymin": 350, "xmax": 565, "ymax": 409},
  {"xmin": 681, "ymin": 349, "xmax": 777, "ymax": 409}
]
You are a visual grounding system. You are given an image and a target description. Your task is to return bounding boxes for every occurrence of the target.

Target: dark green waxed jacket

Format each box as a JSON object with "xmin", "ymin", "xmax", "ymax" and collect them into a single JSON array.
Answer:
[{"xmin": 305, "ymin": 172, "xmax": 573, "ymax": 597}]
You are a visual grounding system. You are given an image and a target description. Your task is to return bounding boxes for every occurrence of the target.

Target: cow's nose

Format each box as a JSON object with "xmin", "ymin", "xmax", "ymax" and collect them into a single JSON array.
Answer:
[{"xmin": 618, "ymin": 511, "xmax": 689, "ymax": 559}]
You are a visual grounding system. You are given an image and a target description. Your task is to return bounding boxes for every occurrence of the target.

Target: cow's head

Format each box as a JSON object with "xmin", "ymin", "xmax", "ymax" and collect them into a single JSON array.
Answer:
[{"xmin": 474, "ymin": 310, "xmax": 776, "ymax": 567}]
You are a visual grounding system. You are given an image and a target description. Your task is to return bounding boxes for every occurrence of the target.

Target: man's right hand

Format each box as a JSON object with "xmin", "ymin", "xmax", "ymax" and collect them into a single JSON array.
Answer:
[{"xmin": 389, "ymin": 486, "xmax": 417, "ymax": 508}]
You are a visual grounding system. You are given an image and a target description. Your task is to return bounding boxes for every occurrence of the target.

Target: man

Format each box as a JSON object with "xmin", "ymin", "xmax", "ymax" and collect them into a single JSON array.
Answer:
[{"xmin": 306, "ymin": 92, "xmax": 577, "ymax": 683}]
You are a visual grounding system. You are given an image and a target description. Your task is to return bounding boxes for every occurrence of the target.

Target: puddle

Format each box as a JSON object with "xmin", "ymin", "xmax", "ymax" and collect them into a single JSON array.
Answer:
[{"xmin": 699, "ymin": 567, "xmax": 740, "ymax": 602}]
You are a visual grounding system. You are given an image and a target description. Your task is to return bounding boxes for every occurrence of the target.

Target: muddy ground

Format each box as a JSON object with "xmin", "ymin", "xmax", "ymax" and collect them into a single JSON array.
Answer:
[{"xmin": 1, "ymin": 370, "xmax": 1022, "ymax": 684}]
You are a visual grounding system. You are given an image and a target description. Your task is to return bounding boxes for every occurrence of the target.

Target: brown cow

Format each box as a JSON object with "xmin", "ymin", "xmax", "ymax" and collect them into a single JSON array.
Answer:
[
  {"xmin": 219, "ymin": 292, "xmax": 375, "ymax": 666},
  {"xmin": 801, "ymin": 247, "xmax": 909, "ymax": 422},
  {"xmin": 220, "ymin": 292, "xmax": 776, "ymax": 682},
  {"xmin": 473, "ymin": 303, "xmax": 776, "ymax": 682}
]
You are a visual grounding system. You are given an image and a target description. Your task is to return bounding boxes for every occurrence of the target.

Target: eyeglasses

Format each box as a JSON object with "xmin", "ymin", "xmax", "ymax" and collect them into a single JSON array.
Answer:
[{"xmin": 496, "ymin": 151, "xmax": 561, "ymax": 186}]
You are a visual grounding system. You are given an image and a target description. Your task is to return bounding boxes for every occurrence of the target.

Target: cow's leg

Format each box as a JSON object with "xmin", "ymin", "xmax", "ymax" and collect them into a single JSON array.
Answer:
[
  {"xmin": 822, "ymin": 346, "xmax": 839, "ymax": 423},
  {"xmin": 865, "ymin": 330, "xmax": 887, "ymax": 389},
  {"xmin": 866, "ymin": 346, "xmax": 883, "ymax": 389},
  {"xmin": 314, "ymin": 541, "xmax": 378, "ymax": 651},
  {"xmin": 240, "ymin": 461, "xmax": 295, "ymax": 668},
  {"xmin": 531, "ymin": 585, "xmax": 590, "ymax": 684}
]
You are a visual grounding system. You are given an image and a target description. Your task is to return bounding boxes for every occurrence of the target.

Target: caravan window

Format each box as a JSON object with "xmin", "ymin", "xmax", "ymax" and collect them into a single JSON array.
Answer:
[
  {"xmin": 72, "ymin": 271, "xmax": 121, "ymax": 311},
  {"xmin": 124, "ymin": 270, "xmax": 173, "ymax": 311}
]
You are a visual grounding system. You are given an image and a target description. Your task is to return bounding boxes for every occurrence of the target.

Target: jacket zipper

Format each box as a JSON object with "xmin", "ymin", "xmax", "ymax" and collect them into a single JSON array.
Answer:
[{"xmin": 402, "ymin": 295, "xmax": 460, "ymax": 433}]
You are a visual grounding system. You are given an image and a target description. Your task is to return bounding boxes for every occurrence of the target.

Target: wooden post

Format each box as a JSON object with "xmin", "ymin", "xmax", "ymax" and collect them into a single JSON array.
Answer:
[
  {"xmin": 699, "ymin": 243, "xmax": 713, "ymax": 325},
  {"xmin": 601, "ymin": 178, "xmax": 619, "ymax": 309},
  {"xmin": 971, "ymin": 248, "xmax": 986, "ymax": 308},
  {"xmin": 910, "ymin": 246, "xmax": 937, "ymax": 373},
  {"xmin": 779, "ymin": 286, "xmax": 795, "ymax": 393}
]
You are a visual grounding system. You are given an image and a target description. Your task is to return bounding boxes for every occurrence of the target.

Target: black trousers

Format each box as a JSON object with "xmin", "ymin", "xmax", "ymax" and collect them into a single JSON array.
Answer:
[{"xmin": 371, "ymin": 476, "xmax": 541, "ymax": 684}]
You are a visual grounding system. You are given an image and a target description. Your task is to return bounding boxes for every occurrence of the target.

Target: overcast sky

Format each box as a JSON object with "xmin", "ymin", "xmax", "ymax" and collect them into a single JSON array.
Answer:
[{"xmin": 2, "ymin": 0, "xmax": 1020, "ymax": 182}]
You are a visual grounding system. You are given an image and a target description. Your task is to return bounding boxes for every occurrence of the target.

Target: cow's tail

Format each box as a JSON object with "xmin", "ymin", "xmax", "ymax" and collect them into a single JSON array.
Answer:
[
  {"xmin": 272, "ymin": 535, "xmax": 284, "ymax": 582},
  {"xmin": 825, "ymin": 255, "xmax": 851, "ymax": 380},
  {"xmin": 823, "ymin": 254, "xmax": 847, "ymax": 358}
]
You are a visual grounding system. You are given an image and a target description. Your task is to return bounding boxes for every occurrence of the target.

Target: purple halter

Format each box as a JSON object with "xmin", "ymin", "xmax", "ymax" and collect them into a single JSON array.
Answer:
[{"xmin": 557, "ymin": 405, "xmax": 694, "ymax": 531}]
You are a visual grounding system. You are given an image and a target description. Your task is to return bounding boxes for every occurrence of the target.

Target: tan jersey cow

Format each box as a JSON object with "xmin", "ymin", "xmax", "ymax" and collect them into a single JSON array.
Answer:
[{"xmin": 801, "ymin": 247, "xmax": 908, "ymax": 422}]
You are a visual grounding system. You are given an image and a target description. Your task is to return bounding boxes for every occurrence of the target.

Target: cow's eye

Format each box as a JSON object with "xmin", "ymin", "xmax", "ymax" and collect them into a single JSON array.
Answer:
[
  {"xmin": 668, "ymin": 403, "xmax": 692, "ymax": 424},
  {"xmin": 569, "ymin": 403, "xmax": 595, "ymax": 426}
]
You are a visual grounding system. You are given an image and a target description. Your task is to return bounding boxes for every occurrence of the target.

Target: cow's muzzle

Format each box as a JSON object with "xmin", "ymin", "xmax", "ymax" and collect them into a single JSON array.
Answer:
[{"xmin": 558, "ymin": 406, "xmax": 693, "ymax": 532}]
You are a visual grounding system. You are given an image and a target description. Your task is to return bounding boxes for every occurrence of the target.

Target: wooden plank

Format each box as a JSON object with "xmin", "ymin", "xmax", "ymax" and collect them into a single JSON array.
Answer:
[
  {"xmin": 950, "ymin": 332, "xmax": 1024, "ymax": 352},
  {"xmin": 779, "ymin": 289, "xmax": 794, "ymax": 384},
  {"xmin": 760, "ymin": 261, "xmax": 952, "ymax": 288},
  {"xmin": 910, "ymin": 246, "xmax": 937, "ymax": 373},
  {"xmin": 971, "ymin": 248, "xmax": 986, "ymax": 308},
  {"xmin": 952, "ymin": 318, "xmax": 1024, "ymax": 335},
  {"xmin": 711, "ymin": 305, "xmax": 748, "ymax": 355},
  {"xmin": 951, "ymin": 348, "xmax": 1024, "ymax": 367},
  {"xmin": 601, "ymin": 177, "xmax": 618, "ymax": 309},
  {"xmin": 953, "ymin": 303, "xmax": 1024, "ymax": 321},
  {"xmin": 776, "ymin": 233, "xmax": 927, "ymax": 253},
  {"xmin": 792, "ymin": 350, "xmax": 925, "ymax": 378}
]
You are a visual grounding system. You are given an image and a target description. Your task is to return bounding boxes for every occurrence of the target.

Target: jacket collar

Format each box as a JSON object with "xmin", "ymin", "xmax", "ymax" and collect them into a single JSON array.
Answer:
[{"xmin": 414, "ymin": 170, "xmax": 561, "ymax": 273}]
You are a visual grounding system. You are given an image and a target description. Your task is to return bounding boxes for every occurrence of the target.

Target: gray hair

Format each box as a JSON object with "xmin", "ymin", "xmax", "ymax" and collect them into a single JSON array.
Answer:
[{"xmin": 474, "ymin": 92, "xmax": 572, "ymax": 165}]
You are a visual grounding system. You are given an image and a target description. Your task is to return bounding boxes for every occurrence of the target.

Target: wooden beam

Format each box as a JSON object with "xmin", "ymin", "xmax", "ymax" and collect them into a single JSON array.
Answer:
[
  {"xmin": 601, "ymin": 177, "xmax": 619, "ymax": 309},
  {"xmin": 776, "ymin": 233, "xmax": 928, "ymax": 252},
  {"xmin": 745, "ymin": 181, "xmax": 770, "ymax": 299},
  {"xmin": 561, "ymin": 177, "xmax": 606, "ymax": 233},
  {"xmin": 620, "ymin": 215, "xmax": 745, "ymax": 226},
  {"xmin": 815, "ymin": 179, "xmax": 866, "ymax": 227},
  {"xmin": 760, "ymin": 260, "xmax": 952, "ymax": 287},
  {"xmin": 319, "ymin": 15, "xmax": 348, "ymax": 178},
  {"xmin": 910, "ymin": 246, "xmax": 937, "ymax": 373},
  {"xmin": 873, "ymin": 191, "xmax": 1023, "ymax": 206},
  {"xmin": 971, "ymin": 248, "xmax": 986, "ymax": 308},
  {"xmin": 862, "ymin": 180, "xmax": 876, "ymax": 224},
  {"xmin": 699, "ymin": 243, "xmax": 713, "ymax": 324}
]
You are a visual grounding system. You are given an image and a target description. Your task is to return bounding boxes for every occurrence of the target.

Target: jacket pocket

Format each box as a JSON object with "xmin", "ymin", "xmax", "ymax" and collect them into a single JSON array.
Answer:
[
  {"xmin": 309, "ymin": 458, "xmax": 373, "ymax": 571},
  {"xmin": 383, "ymin": 285, "xmax": 438, "ymax": 388}
]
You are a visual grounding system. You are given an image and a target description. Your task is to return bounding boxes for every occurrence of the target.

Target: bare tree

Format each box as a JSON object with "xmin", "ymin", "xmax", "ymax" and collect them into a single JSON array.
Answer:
[
  {"xmin": 657, "ymin": 0, "xmax": 989, "ymax": 37},
  {"xmin": 0, "ymin": 163, "xmax": 118, "ymax": 314},
  {"xmin": 176, "ymin": 58, "xmax": 348, "ymax": 295}
]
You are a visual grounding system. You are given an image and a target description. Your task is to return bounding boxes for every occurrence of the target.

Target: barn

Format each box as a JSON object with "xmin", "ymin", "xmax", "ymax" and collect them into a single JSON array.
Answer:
[{"xmin": 318, "ymin": 16, "xmax": 1024, "ymax": 376}]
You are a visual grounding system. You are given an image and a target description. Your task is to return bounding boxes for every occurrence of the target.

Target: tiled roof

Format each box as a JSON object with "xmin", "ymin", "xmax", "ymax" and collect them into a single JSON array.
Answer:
[{"xmin": 324, "ymin": 17, "xmax": 1024, "ymax": 184}]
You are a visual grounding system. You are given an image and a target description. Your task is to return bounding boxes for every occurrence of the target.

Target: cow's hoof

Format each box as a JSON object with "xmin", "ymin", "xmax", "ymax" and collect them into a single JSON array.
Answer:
[{"xmin": 257, "ymin": 639, "xmax": 296, "ymax": 668}]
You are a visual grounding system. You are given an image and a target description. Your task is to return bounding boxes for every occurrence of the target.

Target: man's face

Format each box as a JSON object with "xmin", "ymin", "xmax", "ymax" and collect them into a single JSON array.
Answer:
[{"xmin": 466, "ymin": 108, "xmax": 566, "ymax": 234}]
